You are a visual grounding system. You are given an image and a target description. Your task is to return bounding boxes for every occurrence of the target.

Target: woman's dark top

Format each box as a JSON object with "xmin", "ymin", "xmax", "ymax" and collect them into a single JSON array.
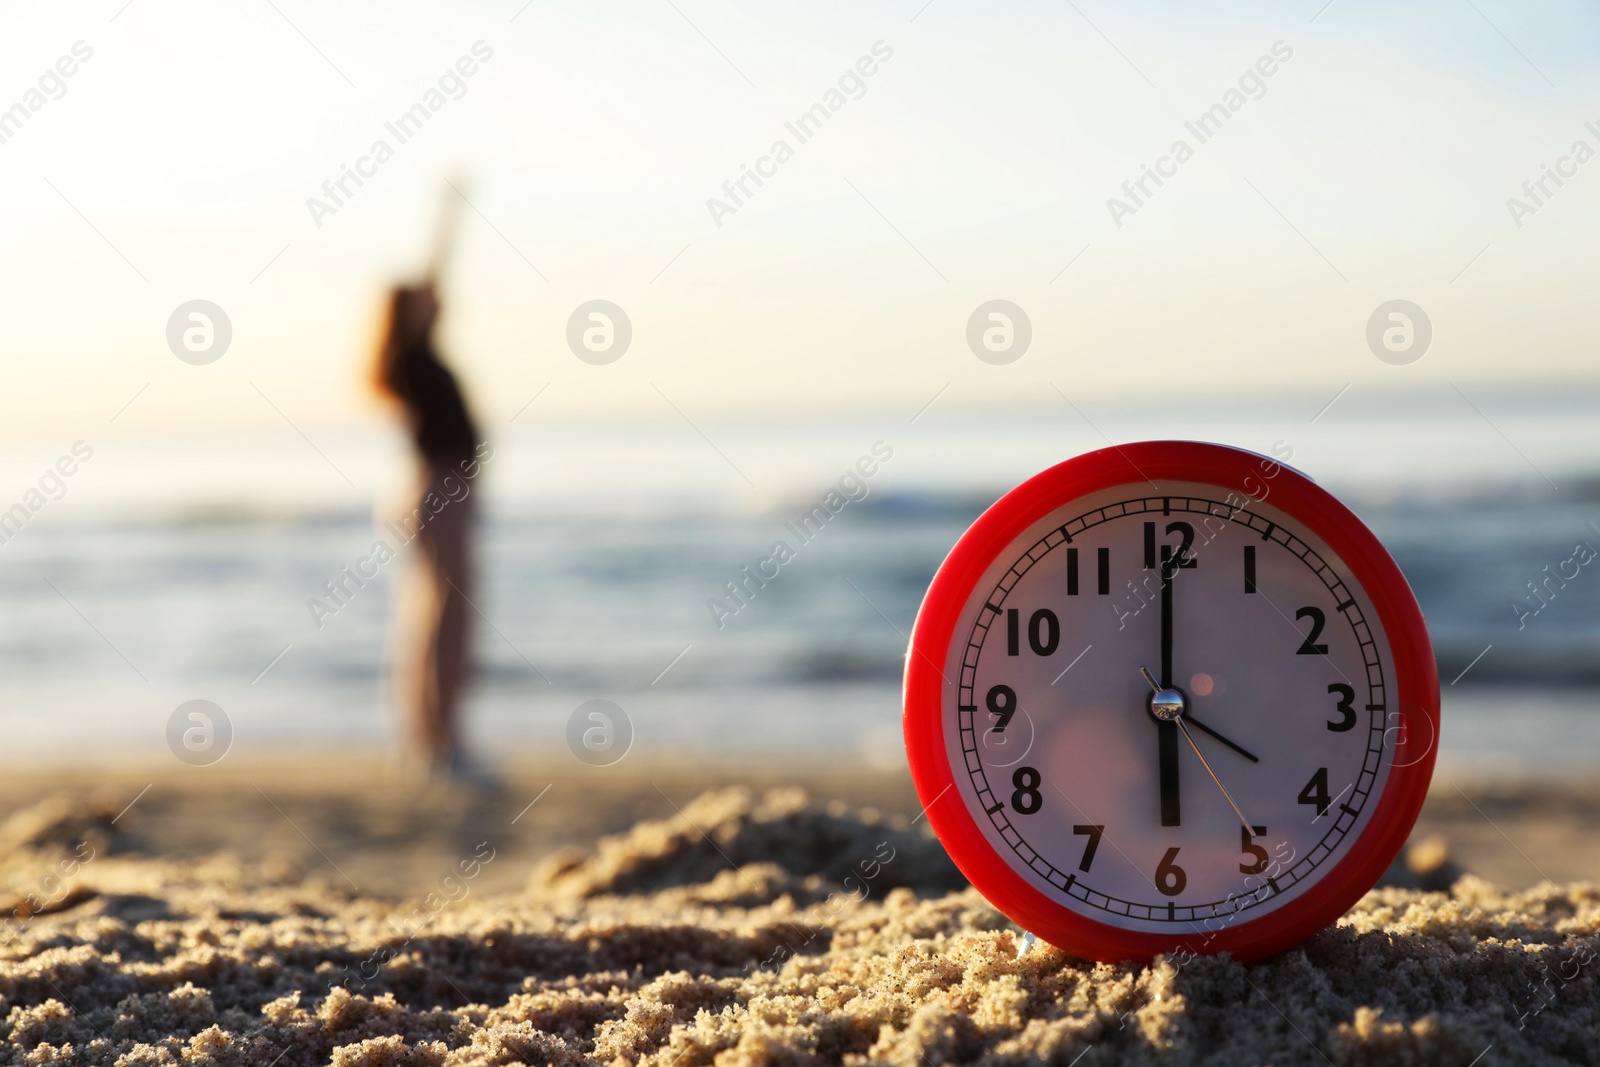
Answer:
[{"xmin": 386, "ymin": 341, "xmax": 478, "ymax": 463}]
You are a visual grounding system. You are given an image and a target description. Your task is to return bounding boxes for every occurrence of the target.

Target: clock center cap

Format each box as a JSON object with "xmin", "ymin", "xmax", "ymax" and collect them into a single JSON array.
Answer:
[{"xmin": 1149, "ymin": 687, "xmax": 1186, "ymax": 721}]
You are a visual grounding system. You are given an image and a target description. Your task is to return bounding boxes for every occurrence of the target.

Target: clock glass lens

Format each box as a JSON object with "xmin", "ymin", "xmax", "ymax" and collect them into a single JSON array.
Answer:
[{"xmin": 943, "ymin": 482, "xmax": 1398, "ymax": 933}]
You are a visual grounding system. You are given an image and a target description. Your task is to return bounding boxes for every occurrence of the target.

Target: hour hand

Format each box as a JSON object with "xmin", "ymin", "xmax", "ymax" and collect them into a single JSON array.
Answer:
[
  {"xmin": 1140, "ymin": 668, "xmax": 1258, "ymax": 764},
  {"xmin": 1181, "ymin": 714, "xmax": 1259, "ymax": 763}
]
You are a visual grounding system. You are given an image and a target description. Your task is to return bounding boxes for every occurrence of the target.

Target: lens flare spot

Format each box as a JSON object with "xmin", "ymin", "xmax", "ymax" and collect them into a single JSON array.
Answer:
[{"xmin": 1190, "ymin": 672, "xmax": 1215, "ymax": 697}]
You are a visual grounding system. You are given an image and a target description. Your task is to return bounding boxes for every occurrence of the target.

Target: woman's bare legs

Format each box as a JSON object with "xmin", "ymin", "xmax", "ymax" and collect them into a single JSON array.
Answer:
[{"xmin": 394, "ymin": 465, "xmax": 474, "ymax": 771}]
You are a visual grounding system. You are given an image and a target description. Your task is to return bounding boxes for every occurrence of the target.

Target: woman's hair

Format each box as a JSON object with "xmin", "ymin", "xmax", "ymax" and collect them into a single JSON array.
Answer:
[
  {"xmin": 371, "ymin": 284, "xmax": 434, "ymax": 400},
  {"xmin": 369, "ymin": 283, "xmax": 478, "ymax": 462}
]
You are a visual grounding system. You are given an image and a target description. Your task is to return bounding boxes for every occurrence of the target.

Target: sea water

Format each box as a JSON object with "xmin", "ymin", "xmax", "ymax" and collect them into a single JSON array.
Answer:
[{"xmin": 1, "ymin": 386, "xmax": 1596, "ymax": 778}]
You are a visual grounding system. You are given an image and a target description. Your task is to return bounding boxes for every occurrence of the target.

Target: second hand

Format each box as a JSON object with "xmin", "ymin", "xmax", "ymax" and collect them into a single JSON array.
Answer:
[{"xmin": 1175, "ymin": 718, "xmax": 1254, "ymax": 835}]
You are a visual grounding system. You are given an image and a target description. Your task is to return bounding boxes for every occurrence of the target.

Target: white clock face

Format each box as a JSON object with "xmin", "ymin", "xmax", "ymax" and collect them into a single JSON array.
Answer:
[{"xmin": 942, "ymin": 481, "xmax": 1397, "ymax": 935}]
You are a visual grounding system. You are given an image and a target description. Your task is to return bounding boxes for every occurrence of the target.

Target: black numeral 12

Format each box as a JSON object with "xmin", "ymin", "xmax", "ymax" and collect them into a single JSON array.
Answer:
[{"xmin": 1145, "ymin": 521, "xmax": 1196, "ymax": 570}]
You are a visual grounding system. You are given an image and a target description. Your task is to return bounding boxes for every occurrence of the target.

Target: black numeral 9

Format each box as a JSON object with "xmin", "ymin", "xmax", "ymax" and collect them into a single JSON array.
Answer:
[{"xmin": 986, "ymin": 684, "xmax": 1015, "ymax": 732}]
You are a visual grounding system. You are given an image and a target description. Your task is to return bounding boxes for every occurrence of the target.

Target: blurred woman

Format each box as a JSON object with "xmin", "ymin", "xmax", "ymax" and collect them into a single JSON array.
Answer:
[{"xmin": 371, "ymin": 281, "xmax": 485, "ymax": 785}]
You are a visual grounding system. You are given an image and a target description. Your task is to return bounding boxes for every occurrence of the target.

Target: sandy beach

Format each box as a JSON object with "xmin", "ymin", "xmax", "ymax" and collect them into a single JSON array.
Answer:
[
  {"xmin": 0, "ymin": 757, "xmax": 1595, "ymax": 1066},
  {"xmin": 6, "ymin": 0, "xmax": 1597, "ymax": 1062}
]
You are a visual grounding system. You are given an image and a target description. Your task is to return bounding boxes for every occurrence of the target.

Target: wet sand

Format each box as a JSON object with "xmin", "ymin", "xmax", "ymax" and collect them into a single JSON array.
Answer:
[{"xmin": 0, "ymin": 757, "xmax": 1595, "ymax": 1065}]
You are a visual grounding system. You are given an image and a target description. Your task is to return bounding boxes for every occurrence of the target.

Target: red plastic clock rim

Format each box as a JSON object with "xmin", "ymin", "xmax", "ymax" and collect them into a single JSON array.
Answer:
[{"xmin": 903, "ymin": 441, "xmax": 1440, "ymax": 964}]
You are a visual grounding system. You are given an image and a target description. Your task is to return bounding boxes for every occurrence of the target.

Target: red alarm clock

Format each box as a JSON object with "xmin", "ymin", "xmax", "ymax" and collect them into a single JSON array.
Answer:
[{"xmin": 903, "ymin": 441, "xmax": 1438, "ymax": 963}]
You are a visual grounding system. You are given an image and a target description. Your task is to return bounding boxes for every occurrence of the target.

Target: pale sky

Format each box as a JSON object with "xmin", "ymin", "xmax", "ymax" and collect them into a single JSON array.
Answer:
[{"xmin": 2, "ymin": 0, "xmax": 1598, "ymax": 443}]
